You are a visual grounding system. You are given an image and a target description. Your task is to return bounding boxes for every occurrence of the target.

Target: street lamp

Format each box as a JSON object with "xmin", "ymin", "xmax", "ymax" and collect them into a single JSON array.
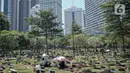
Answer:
[
  {"xmin": 114, "ymin": 1, "xmax": 126, "ymax": 57},
  {"xmin": 119, "ymin": 15, "xmax": 125, "ymax": 57}
]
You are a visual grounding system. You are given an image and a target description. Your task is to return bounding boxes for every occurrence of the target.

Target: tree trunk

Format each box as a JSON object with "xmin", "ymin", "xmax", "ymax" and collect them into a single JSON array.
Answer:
[{"xmin": 45, "ymin": 31, "xmax": 48, "ymax": 55}]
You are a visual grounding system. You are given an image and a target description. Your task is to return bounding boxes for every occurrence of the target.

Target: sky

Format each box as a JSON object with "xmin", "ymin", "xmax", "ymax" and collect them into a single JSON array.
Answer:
[
  {"xmin": 62, "ymin": 0, "xmax": 85, "ymax": 10},
  {"xmin": 62, "ymin": 0, "xmax": 85, "ymax": 23}
]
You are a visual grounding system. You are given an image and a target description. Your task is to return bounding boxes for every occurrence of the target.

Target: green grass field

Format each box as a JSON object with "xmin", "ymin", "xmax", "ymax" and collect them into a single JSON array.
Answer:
[
  {"xmin": 1, "ymin": 52, "xmax": 130, "ymax": 73},
  {"xmin": 3, "ymin": 63, "xmax": 130, "ymax": 73}
]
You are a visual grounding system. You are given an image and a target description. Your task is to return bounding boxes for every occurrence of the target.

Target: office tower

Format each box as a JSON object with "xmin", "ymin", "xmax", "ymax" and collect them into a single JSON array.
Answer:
[
  {"xmin": 64, "ymin": 6, "xmax": 84, "ymax": 35},
  {"xmin": 3, "ymin": 0, "xmax": 38, "ymax": 31},
  {"xmin": 84, "ymin": 0, "xmax": 109, "ymax": 35},
  {"xmin": 19, "ymin": 0, "xmax": 31, "ymax": 32},
  {"xmin": 19, "ymin": 0, "xmax": 39, "ymax": 31},
  {"xmin": 30, "ymin": 4, "xmax": 40, "ymax": 16},
  {"xmin": 3, "ymin": 0, "xmax": 30, "ymax": 31},
  {"xmin": 0, "ymin": 0, "xmax": 1, "ymax": 12},
  {"xmin": 3, "ymin": 0, "xmax": 8, "ymax": 16},
  {"xmin": 8, "ymin": 0, "xmax": 20, "ymax": 30},
  {"xmin": 31, "ymin": 0, "xmax": 39, "ymax": 8},
  {"xmin": 39, "ymin": 0, "xmax": 62, "ymax": 28}
]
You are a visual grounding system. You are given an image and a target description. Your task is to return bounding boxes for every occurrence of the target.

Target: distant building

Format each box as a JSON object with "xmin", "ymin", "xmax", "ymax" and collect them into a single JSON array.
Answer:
[
  {"xmin": 19, "ymin": 0, "xmax": 31, "ymax": 32},
  {"xmin": 31, "ymin": 0, "xmax": 39, "ymax": 8},
  {"xmin": 3, "ymin": 0, "xmax": 9, "ymax": 16},
  {"xmin": 8, "ymin": 0, "xmax": 20, "ymax": 30},
  {"xmin": 29, "ymin": 4, "xmax": 40, "ymax": 31},
  {"xmin": 39, "ymin": 0, "xmax": 62, "ymax": 28},
  {"xmin": 0, "ymin": 0, "xmax": 1, "ymax": 12},
  {"xmin": 30, "ymin": 4, "xmax": 40, "ymax": 16},
  {"xmin": 64, "ymin": 6, "xmax": 84, "ymax": 35},
  {"xmin": 84, "ymin": 0, "xmax": 109, "ymax": 35},
  {"xmin": 2, "ymin": 0, "xmax": 38, "ymax": 31}
]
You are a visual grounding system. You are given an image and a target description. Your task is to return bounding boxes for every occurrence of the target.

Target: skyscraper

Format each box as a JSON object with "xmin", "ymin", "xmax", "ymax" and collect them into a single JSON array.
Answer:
[
  {"xmin": 0, "ymin": 0, "xmax": 1, "ymax": 12},
  {"xmin": 30, "ymin": 4, "xmax": 40, "ymax": 16},
  {"xmin": 39, "ymin": 0, "xmax": 62, "ymax": 28},
  {"xmin": 64, "ymin": 6, "xmax": 84, "ymax": 35},
  {"xmin": 8, "ymin": 0, "xmax": 20, "ymax": 30},
  {"xmin": 19, "ymin": 0, "xmax": 31, "ymax": 32},
  {"xmin": 3, "ymin": 0, "xmax": 8, "ymax": 16},
  {"xmin": 3, "ymin": 0, "xmax": 38, "ymax": 31},
  {"xmin": 84, "ymin": 0, "xmax": 109, "ymax": 35},
  {"xmin": 31, "ymin": 0, "xmax": 39, "ymax": 8}
]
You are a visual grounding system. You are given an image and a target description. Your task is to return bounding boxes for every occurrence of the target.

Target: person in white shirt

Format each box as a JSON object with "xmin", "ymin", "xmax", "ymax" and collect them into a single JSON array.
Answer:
[{"xmin": 35, "ymin": 65, "xmax": 41, "ymax": 73}]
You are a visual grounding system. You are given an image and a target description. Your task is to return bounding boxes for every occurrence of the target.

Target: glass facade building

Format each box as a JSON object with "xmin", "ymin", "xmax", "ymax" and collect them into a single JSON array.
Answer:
[
  {"xmin": 31, "ymin": 0, "xmax": 39, "ymax": 8},
  {"xmin": 0, "ymin": 0, "xmax": 1, "ymax": 12},
  {"xmin": 7, "ymin": 0, "xmax": 20, "ymax": 30},
  {"xmin": 64, "ymin": 6, "xmax": 84, "ymax": 35},
  {"xmin": 3, "ymin": 0, "xmax": 9, "ymax": 16},
  {"xmin": 19, "ymin": 0, "xmax": 30, "ymax": 32},
  {"xmin": 84, "ymin": 0, "xmax": 109, "ymax": 35},
  {"xmin": 39, "ymin": 0, "xmax": 62, "ymax": 28},
  {"xmin": 2, "ymin": 0, "xmax": 38, "ymax": 31}
]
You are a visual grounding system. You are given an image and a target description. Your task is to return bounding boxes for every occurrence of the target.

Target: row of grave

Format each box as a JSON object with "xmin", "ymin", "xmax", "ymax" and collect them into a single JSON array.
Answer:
[
  {"xmin": 82, "ymin": 69, "xmax": 114, "ymax": 73},
  {"xmin": 10, "ymin": 69, "xmax": 55, "ymax": 73},
  {"xmin": 7, "ymin": 62, "xmax": 55, "ymax": 73}
]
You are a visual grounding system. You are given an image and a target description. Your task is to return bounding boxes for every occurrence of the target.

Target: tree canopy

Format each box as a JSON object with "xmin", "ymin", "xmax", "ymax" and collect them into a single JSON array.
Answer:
[
  {"xmin": 72, "ymin": 20, "xmax": 82, "ymax": 34},
  {"xmin": 101, "ymin": 0, "xmax": 130, "ymax": 46},
  {"xmin": 0, "ymin": 12, "xmax": 10, "ymax": 31}
]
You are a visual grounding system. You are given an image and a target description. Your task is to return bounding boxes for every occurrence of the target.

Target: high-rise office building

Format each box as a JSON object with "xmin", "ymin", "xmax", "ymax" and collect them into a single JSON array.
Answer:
[
  {"xmin": 84, "ymin": 0, "xmax": 109, "ymax": 35},
  {"xmin": 30, "ymin": 4, "xmax": 40, "ymax": 16},
  {"xmin": 64, "ymin": 6, "xmax": 84, "ymax": 35},
  {"xmin": 3, "ymin": 0, "xmax": 9, "ymax": 16},
  {"xmin": 0, "ymin": 0, "xmax": 1, "ymax": 12},
  {"xmin": 39, "ymin": 0, "xmax": 62, "ymax": 28},
  {"xmin": 8, "ymin": 0, "xmax": 20, "ymax": 30},
  {"xmin": 3, "ymin": 0, "xmax": 37, "ymax": 31},
  {"xmin": 19, "ymin": 0, "xmax": 31, "ymax": 32},
  {"xmin": 31, "ymin": 0, "xmax": 39, "ymax": 8}
]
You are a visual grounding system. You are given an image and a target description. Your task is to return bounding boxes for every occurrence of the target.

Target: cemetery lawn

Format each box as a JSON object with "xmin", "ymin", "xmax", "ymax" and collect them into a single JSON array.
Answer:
[
  {"xmin": 4, "ymin": 64, "xmax": 34, "ymax": 73},
  {"xmin": 3, "ymin": 63, "xmax": 130, "ymax": 73},
  {"xmin": 4, "ymin": 64, "xmax": 72, "ymax": 73}
]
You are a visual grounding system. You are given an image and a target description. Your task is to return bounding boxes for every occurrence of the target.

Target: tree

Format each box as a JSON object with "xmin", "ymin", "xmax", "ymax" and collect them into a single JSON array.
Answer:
[
  {"xmin": 25, "ymin": 9, "xmax": 62, "ymax": 54},
  {"xmin": 72, "ymin": 20, "xmax": 82, "ymax": 34},
  {"xmin": 71, "ymin": 20, "xmax": 82, "ymax": 56},
  {"xmin": 70, "ymin": 34, "xmax": 88, "ymax": 49},
  {"xmin": 0, "ymin": 12, "xmax": 10, "ymax": 31},
  {"xmin": 101, "ymin": 0, "xmax": 130, "ymax": 55},
  {"xmin": 69, "ymin": 34, "xmax": 88, "ymax": 54},
  {"xmin": 0, "ymin": 31, "xmax": 20, "ymax": 56},
  {"xmin": 17, "ymin": 33, "xmax": 30, "ymax": 55},
  {"xmin": 87, "ymin": 35, "xmax": 103, "ymax": 49}
]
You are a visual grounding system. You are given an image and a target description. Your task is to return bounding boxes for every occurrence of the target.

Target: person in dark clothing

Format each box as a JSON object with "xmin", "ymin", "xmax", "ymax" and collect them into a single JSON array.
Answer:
[
  {"xmin": 0, "ymin": 64, "xmax": 5, "ymax": 73},
  {"xmin": 36, "ymin": 70, "xmax": 40, "ymax": 73},
  {"xmin": 59, "ymin": 61, "xmax": 66, "ymax": 69}
]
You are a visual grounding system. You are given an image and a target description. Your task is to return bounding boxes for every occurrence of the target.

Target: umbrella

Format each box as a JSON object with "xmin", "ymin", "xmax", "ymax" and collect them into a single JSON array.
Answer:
[{"xmin": 53, "ymin": 56, "xmax": 68, "ymax": 62}]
